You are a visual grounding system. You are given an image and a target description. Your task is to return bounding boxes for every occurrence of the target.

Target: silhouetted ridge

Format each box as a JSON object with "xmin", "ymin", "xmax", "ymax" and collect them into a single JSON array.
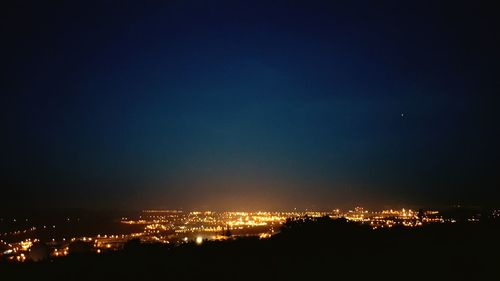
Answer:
[{"xmin": 1, "ymin": 218, "xmax": 499, "ymax": 281}]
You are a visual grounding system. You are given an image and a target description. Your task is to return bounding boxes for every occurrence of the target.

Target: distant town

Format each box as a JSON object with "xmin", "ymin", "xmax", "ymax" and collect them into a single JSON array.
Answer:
[{"xmin": 1, "ymin": 207, "xmax": 499, "ymax": 263}]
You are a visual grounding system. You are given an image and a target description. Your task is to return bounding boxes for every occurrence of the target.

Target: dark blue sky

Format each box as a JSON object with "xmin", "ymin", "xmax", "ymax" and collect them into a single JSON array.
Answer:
[{"xmin": 2, "ymin": 1, "xmax": 499, "ymax": 210}]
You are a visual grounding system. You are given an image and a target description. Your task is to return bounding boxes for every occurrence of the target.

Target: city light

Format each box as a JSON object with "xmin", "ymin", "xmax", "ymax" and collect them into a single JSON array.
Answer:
[
  {"xmin": 0, "ymin": 207, "xmax": 491, "ymax": 263},
  {"xmin": 196, "ymin": 236, "xmax": 203, "ymax": 245}
]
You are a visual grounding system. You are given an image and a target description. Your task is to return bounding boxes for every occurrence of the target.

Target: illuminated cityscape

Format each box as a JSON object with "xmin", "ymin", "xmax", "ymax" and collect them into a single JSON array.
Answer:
[
  {"xmin": 1, "ymin": 207, "xmax": 497, "ymax": 263},
  {"xmin": 2, "ymin": 0, "xmax": 499, "ymax": 280}
]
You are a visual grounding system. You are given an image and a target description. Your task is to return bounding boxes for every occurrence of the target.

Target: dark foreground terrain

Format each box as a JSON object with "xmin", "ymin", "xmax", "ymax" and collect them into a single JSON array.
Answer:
[{"xmin": 2, "ymin": 217, "xmax": 499, "ymax": 281}]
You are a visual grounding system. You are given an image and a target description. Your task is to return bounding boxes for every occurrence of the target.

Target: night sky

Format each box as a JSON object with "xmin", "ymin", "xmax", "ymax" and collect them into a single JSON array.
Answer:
[{"xmin": 2, "ymin": 1, "xmax": 499, "ymax": 210}]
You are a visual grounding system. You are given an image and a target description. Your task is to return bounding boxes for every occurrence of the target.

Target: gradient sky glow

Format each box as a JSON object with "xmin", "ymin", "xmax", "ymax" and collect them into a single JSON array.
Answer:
[{"xmin": 2, "ymin": 1, "xmax": 499, "ymax": 210}]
